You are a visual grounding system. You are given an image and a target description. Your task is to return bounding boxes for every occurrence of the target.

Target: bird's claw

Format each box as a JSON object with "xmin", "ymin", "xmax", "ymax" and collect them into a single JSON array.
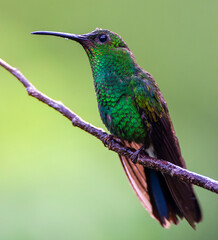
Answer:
[
  {"xmin": 130, "ymin": 147, "xmax": 146, "ymax": 164},
  {"xmin": 102, "ymin": 134, "xmax": 123, "ymax": 150}
]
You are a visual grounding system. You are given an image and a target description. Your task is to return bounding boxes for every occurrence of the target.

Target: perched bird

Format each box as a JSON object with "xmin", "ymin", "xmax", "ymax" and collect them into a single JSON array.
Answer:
[{"xmin": 32, "ymin": 29, "xmax": 202, "ymax": 228}]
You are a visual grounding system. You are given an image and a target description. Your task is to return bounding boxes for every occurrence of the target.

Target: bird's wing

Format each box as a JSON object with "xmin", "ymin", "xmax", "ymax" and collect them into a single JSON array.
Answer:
[{"xmin": 131, "ymin": 77, "xmax": 202, "ymax": 228}]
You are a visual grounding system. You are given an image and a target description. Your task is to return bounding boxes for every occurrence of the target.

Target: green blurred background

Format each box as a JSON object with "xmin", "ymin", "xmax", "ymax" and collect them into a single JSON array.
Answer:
[{"xmin": 0, "ymin": 0, "xmax": 217, "ymax": 239}]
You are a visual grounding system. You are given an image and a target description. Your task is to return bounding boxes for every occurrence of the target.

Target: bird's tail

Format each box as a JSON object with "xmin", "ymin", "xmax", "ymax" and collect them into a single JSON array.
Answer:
[{"xmin": 119, "ymin": 141, "xmax": 181, "ymax": 228}]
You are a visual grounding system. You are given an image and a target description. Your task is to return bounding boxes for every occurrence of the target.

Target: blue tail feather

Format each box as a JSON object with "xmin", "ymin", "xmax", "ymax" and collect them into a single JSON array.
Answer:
[{"xmin": 149, "ymin": 170, "xmax": 169, "ymax": 220}]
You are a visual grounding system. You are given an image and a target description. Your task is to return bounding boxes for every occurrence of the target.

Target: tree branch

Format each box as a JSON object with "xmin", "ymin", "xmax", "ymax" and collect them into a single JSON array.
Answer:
[{"xmin": 1, "ymin": 58, "xmax": 218, "ymax": 194}]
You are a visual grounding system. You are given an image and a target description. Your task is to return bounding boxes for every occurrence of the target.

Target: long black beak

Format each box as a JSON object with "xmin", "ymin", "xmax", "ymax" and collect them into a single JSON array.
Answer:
[{"xmin": 31, "ymin": 31, "xmax": 87, "ymax": 42}]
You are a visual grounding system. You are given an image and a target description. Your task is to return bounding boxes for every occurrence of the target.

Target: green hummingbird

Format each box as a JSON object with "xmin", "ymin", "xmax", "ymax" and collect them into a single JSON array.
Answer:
[{"xmin": 32, "ymin": 29, "xmax": 202, "ymax": 228}]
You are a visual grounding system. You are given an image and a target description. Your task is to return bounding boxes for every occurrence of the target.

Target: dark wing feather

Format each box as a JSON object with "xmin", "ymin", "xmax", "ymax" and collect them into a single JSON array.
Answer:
[{"xmin": 150, "ymin": 100, "xmax": 202, "ymax": 228}]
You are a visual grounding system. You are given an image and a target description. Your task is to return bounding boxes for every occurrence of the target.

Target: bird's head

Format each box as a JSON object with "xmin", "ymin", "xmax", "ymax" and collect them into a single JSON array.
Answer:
[
  {"xmin": 32, "ymin": 28, "xmax": 129, "ymax": 56},
  {"xmin": 32, "ymin": 28, "xmax": 137, "ymax": 77}
]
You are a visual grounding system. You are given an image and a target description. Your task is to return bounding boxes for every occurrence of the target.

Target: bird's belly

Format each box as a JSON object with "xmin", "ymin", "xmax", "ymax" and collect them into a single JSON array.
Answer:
[{"xmin": 99, "ymin": 96, "xmax": 147, "ymax": 143}]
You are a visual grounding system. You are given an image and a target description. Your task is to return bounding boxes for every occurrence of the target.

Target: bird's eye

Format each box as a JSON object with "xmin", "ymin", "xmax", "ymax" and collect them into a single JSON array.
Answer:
[{"xmin": 98, "ymin": 34, "xmax": 108, "ymax": 43}]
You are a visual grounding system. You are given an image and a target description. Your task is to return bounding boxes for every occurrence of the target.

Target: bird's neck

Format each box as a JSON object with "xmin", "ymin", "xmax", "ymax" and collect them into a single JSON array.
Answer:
[{"xmin": 87, "ymin": 48, "xmax": 139, "ymax": 89}]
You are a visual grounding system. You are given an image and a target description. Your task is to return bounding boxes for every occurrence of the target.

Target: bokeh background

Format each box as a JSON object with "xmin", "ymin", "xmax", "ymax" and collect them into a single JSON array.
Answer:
[{"xmin": 0, "ymin": 0, "xmax": 217, "ymax": 239}]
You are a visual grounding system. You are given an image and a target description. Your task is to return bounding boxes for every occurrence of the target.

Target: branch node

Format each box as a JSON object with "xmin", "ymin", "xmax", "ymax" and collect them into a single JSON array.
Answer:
[
  {"xmin": 72, "ymin": 116, "xmax": 80, "ymax": 126},
  {"xmin": 26, "ymin": 86, "xmax": 36, "ymax": 95}
]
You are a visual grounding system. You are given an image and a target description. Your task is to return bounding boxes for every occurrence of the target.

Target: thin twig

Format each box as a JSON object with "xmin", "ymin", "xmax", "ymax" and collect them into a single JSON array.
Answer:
[{"xmin": 1, "ymin": 58, "xmax": 218, "ymax": 194}]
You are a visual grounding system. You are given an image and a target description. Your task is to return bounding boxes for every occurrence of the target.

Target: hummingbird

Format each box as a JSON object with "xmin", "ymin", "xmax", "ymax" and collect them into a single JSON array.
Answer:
[{"xmin": 31, "ymin": 29, "xmax": 202, "ymax": 228}]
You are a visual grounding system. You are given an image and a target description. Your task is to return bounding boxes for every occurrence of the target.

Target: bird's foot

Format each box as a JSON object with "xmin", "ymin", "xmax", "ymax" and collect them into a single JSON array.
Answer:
[
  {"xmin": 102, "ymin": 134, "xmax": 123, "ymax": 150},
  {"xmin": 131, "ymin": 146, "xmax": 146, "ymax": 164}
]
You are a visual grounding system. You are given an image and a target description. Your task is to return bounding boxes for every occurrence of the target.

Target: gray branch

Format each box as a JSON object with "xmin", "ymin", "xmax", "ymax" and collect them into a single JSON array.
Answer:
[{"xmin": 1, "ymin": 58, "xmax": 217, "ymax": 194}]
